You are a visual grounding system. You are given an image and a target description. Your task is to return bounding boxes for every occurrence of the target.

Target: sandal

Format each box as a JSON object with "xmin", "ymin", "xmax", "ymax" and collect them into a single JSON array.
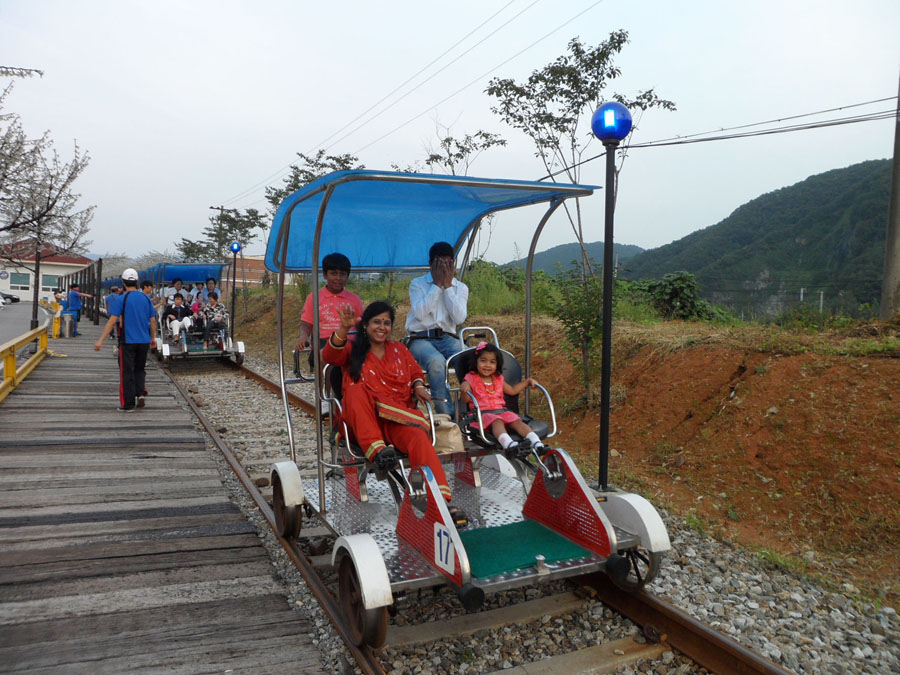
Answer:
[{"xmin": 373, "ymin": 445, "xmax": 399, "ymax": 473}]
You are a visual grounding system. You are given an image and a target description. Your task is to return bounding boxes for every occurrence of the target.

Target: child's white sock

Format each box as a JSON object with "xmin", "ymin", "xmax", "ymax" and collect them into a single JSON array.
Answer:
[
  {"xmin": 498, "ymin": 433, "xmax": 513, "ymax": 448},
  {"xmin": 526, "ymin": 432, "xmax": 543, "ymax": 447}
]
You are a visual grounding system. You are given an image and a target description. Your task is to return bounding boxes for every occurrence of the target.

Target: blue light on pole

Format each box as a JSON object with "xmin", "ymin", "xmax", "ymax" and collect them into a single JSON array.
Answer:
[
  {"xmin": 591, "ymin": 100, "xmax": 632, "ymax": 493},
  {"xmin": 229, "ymin": 241, "xmax": 241, "ymax": 338},
  {"xmin": 591, "ymin": 101, "xmax": 633, "ymax": 142}
]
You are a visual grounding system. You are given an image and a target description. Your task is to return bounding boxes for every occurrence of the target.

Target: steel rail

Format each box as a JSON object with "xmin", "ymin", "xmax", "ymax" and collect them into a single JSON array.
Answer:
[
  {"xmin": 581, "ymin": 572, "xmax": 791, "ymax": 675},
  {"xmin": 162, "ymin": 366, "xmax": 384, "ymax": 675},
  {"xmin": 204, "ymin": 359, "xmax": 789, "ymax": 674}
]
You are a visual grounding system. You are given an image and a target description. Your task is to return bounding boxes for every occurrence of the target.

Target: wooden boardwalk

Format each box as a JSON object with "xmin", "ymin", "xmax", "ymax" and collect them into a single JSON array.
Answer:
[{"xmin": 0, "ymin": 322, "xmax": 323, "ymax": 674}]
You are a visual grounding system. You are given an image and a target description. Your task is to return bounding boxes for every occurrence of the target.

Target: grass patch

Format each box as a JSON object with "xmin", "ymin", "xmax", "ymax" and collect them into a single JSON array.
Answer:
[{"xmin": 685, "ymin": 509, "xmax": 708, "ymax": 536}]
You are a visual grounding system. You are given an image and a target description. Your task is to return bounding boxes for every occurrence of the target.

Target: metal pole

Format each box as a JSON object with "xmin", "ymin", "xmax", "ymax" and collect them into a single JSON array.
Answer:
[
  {"xmin": 598, "ymin": 140, "xmax": 619, "ymax": 492},
  {"xmin": 231, "ymin": 251, "xmax": 237, "ymax": 338},
  {"xmin": 880, "ymin": 70, "xmax": 900, "ymax": 320},
  {"xmin": 524, "ymin": 199, "xmax": 565, "ymax": 416}
]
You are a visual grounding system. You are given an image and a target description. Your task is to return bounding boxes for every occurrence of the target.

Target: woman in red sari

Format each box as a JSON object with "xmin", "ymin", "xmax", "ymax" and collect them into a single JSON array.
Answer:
[{"xmin": 322, "ymin": 300, "xmax": 465, "ymax": 524}]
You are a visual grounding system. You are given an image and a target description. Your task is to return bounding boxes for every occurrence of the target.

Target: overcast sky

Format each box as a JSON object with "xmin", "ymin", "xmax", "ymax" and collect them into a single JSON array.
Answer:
[{"xmin": 3, "ymin": 0, "xmax": 898, "ymax": 264}]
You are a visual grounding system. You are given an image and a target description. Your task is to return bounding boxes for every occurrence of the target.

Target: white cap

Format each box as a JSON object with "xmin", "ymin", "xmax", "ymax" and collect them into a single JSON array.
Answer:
[{"xmin": 121, "ymin": 268, "xmax": 138, "ymax": 281}]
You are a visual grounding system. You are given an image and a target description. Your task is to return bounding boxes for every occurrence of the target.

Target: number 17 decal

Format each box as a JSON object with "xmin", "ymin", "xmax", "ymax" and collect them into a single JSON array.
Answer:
[{"xmin": 433, "ymin": 522, "xmax": 455, "ymax": 575}]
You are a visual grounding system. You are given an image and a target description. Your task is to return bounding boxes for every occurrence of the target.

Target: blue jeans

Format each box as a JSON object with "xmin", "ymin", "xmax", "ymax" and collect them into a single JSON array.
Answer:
[{"xmin": 407, "ymin": 334, "xmax": 462, "ymax": 416}]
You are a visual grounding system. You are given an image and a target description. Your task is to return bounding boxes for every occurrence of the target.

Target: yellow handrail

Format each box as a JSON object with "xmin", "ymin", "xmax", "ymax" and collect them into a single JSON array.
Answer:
[{"xmin": 0, "ymin": 326, "xmax": 48, "ymax": 404}]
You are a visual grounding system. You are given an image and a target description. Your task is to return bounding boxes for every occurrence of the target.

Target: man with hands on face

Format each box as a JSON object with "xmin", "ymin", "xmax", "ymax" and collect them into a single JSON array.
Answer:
[
  {"xmin": 322, "ymin": 300, "xmax": 467, "ymax": 526},
  {"xmin": 405, "ymin": 242, "xmax": 469, "ymax": 416}
]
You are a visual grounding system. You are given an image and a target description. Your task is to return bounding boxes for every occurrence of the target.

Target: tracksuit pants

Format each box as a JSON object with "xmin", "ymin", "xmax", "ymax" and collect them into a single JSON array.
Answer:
[{"xmin": 119, "ymin": 342, "xmax": 150, "ymax": 409}]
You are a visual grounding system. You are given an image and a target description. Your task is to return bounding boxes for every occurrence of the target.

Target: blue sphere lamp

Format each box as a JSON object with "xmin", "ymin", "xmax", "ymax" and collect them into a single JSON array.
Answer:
[
  {"xmin": 592, "ymin": 101, "xmax": 631, "ymax": 492},
  {"xmin": 230, "ymin": 241, "xmax": 242, "ymax": 254},
  {"xmin": 591, "ymin": 101, "xmax": 633, "ymax": 143}
]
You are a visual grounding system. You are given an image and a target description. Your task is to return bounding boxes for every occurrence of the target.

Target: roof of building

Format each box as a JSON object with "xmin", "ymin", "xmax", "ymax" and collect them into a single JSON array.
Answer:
[{"xmin": 0, "ymin": 239, "xmax": 93, "ymax": 266}]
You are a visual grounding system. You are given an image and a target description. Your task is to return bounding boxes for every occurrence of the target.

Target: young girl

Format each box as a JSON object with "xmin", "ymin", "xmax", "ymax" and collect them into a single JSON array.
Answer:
[{"xmin": 459, "ymin": 342, "xmax": 546, "ymax": 453}]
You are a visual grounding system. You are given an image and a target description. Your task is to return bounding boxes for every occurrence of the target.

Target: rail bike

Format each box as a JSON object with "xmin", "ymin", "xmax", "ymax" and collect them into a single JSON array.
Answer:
[
  {"xmin": 264, "ymin": 170, "xmax": 671, "ymax": 647},
  {"xmin": 102, "ymin": 262, "xmax": 246, "ymax": 365}
]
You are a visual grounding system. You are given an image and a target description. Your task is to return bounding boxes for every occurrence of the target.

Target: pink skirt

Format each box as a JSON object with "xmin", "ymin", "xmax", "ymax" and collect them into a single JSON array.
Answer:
[{"xmin": 470, "ymin": 410, "xmax": 520, "ymax": 429}]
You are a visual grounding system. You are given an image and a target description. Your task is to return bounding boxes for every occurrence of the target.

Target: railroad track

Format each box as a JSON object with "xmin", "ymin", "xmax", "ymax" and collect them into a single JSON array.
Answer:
[{"xmin": 163, "ymin": 357, "xmax": 788, "ymax": 675}]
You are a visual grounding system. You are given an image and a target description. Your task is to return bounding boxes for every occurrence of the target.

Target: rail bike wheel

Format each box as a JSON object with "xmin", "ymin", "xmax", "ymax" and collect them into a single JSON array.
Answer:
[
  {"xmin": 234, "ymin": 352, "xmax": 244, "ymax": 366},
  {"xmin": 611, "ymin": 546, "xmax": 663, "ymax": 592},
  {"xmin": 338, "ymin": 555, "xmax": 388, "ymax": 648},
  {"xmin": 272, "ymin": 472, "xmax": 301, "ymax": 539}
]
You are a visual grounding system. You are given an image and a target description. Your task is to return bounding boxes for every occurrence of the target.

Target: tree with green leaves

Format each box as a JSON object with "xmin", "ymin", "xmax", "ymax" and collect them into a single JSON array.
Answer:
[
  {"xmin": 486, "ymin": 31, "xmax": 675, "ymax": 275},
  {"xmin": 265, "ymin": 149, "xmax": 364, "ymax": 213},
  {"xmin": 177, "ymin": 208, "xmax": 266, "ymax": 262},
  {"xmin": 424, "ymin": 125, "xmax": 506, "ymax": 176},
  {"xmin": 487, "ymin": 31, "xmax": 675, "ymax": 400}
]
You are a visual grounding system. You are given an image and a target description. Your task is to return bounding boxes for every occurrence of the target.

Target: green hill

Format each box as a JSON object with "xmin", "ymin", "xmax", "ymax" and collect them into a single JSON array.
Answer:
[
  {"xmin": 620, "ymin": 159, "xmax": 892, "ymax": 316},
  {"xmin": 507, "ymin": 240, "xmax": 644, "ymax": 274}
]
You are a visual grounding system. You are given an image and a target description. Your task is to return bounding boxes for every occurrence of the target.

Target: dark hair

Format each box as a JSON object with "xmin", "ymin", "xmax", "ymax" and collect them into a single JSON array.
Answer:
[
  {"xmin": 70, "ymin": 283, "xmax": 79, "ymax": 289},
  {"xmin": 467, "ymin": 342, "xmax": 504, "ymax": 375},
  {"xmin": 208, "ymin": 291, "xmax": 218, "ymax": 300},
  {"xmin": 206, "ymin": 277, "xmax": 216, "ymax": 284},
  {"xmin": 141, "ymin": 280, "xmax": 153, "ymax": 289},
  {"xmin": 429, "ymin": 241, "xmax": 454, "ymax": 263},
  {"xmin": 349, "ymin": 301, "xmax": 395, "ymax": 382},
  {"xmin": 322, "ymin": 252, "xmax": 351, "ymax": 274},
  {"xmin": 172, "ymin": 277, "xmax": 182, "ymax": 284},
  {"xmin": 173, "ymin": 292, "xmax": 184, "ymax": 301}
]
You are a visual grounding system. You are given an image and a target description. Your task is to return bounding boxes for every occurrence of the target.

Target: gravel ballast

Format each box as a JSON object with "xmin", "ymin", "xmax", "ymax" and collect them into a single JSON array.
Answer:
[{"xmin": 166, "ymin": 354, "xmax": 898, "ymax": 674}]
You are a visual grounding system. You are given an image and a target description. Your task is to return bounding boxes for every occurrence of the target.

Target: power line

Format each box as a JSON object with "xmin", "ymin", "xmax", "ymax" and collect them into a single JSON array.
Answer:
[
  {"xmin": 632, "ymin": 96, "xmax": 897, "ymax": 146},
  {"xmin": 310, "ymin": 0, "xmax": 540, "ymax": 155},
  {"xmin": 539, "ymin": 97, "xmax": 898, "ymax": 180},
  {"xmin": 350, "ymin": 0, "xmax": 607, "ymax": 157},
  {"xmin": 225, "ymin": 0, "xmax": 608, "ymax": 211},
  {"xmin": 217, "ymin": 0, "xmax": 536, "ymax": 209}
]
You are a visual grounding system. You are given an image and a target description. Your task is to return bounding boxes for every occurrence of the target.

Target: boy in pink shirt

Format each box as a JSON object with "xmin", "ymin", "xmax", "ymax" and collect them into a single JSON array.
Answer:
[{"xmin": 296, "ymin": 253, "xmax": 363, "ymax": 367}]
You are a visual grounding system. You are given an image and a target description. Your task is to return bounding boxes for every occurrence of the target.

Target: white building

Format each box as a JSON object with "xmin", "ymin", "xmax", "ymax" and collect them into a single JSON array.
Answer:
[{"xmin": 0, "ymin": 241, "xmax": 92, "ymax": 303}]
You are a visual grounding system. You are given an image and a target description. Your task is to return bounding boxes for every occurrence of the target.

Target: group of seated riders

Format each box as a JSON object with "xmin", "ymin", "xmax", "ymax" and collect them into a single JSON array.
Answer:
[
  {"xmin": 300, "ymin": 245, "xmax": 547, "ymax": 528},
  {"xmin": 158, "ymin": 278, "xmax": 228, "ymax": 349}
]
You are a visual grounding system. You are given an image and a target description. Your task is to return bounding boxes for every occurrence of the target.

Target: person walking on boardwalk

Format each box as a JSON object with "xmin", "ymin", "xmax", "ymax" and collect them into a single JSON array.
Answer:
[
  {"xmin": 94, "ymin": 268, "xmax": 157, "ymax": 412},
  {"xmin": 67, "ymin": 283, "xmax": 93, "ymax": 336}
]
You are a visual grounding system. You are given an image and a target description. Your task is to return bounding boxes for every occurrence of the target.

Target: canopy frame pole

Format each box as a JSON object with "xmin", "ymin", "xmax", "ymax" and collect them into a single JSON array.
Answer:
[
  {"xmin": 310, "ymin": 185, "xmax": 336, "ymax": 514},
  {"xmin": 276, "ymin": 209, "xmax": 297, "ymax": 463},
  {"xmin": 524, "ymin": 198, "xmax": 565, "ymax": 416},
  {"xmin": 457, "ymin": 218, "xmax": 482, "ymax": 283}
]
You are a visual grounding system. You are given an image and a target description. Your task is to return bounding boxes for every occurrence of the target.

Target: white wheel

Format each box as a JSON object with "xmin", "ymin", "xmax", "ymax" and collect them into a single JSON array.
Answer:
[
  {"xmin": 270, "ymin": 461, "xmax": 303, "ymax": 539},
  {"xmin": 273, "ymin": 474, "xmax": 301, "ymax": 539},
  {"xmin": 339, "ymin": 555, "xmax": 388, "ymax": 647}
]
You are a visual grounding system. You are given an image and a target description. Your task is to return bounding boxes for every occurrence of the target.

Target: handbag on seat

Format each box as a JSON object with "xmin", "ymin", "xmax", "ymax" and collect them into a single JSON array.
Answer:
[{"xmin": 432, "ymin": 413, "xmax": 464, "ymax": 454}]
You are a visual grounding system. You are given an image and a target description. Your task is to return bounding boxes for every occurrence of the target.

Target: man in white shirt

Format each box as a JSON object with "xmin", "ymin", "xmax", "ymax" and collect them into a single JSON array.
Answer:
[
  {"xmin": 405, "ymin": 241, "xmax": 469, "ymax": 415},
  {"xmin": 164, "ymin": 278, "xmax": 191, "ymax": 305}
]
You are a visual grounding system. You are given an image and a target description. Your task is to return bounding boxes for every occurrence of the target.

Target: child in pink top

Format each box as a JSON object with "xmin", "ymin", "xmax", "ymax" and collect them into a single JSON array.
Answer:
[{"xmin": 459, "ymin": 342, "xmax": 546, "ymax": 452}]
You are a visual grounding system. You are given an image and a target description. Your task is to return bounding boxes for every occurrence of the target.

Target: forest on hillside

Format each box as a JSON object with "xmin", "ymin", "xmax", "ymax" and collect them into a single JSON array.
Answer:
[{"xmin": 619, "ymin": 159, "xmax": 892, "ymax": 317}]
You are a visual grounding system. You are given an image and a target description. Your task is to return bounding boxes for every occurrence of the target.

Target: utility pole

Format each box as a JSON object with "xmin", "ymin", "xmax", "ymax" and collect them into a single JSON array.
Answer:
[
  {"xmin": 880, "ymin": 70, "xmax": 900, "ymax": 320},
  {"xmin": 819, "ymin": 290, "xmax": 824, "ymax": 314},
  {"xmin": 210, "ymin": 204, "xmax": 237, "ymax": 298}
]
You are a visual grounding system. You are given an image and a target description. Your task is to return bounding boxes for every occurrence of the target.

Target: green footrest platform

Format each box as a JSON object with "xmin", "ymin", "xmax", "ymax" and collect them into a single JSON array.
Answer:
[{"xmin": 458, "ymin": 519, "xmax": 591, "ymax": 579}]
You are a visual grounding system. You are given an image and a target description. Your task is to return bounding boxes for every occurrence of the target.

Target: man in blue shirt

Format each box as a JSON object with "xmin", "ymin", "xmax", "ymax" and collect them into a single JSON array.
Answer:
[
  {"xmin": 67, "ymin": 283, "xmax": 94, "ymax": 336},
  {"xmin": 200, "ymin": 277, "xmax": 223, "ymax": 303},
  {"xmin": 94, "ymin": 269, "xmax": 157, "ymax": 412}
]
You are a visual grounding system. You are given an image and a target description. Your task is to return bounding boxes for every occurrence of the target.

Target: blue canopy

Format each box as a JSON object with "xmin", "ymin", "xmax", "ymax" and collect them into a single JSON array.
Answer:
[
  {"xmin": 265, "ymin": 170, "xmax": 597, "ymax": 272},
  {"xmin": 136, "ymin": 263, "xmax": 228, "ymax": 285}
]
